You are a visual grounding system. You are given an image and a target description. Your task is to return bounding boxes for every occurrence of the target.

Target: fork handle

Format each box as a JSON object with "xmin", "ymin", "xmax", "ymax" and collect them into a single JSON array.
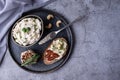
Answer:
[{"xmin": 56, "ymin": 15, "xmax": 86, "ymax": 34}]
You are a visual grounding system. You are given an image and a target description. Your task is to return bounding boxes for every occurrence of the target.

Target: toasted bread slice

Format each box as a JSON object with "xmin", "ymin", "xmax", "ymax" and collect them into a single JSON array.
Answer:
[
  {"xmin": 21, "ymin": 50, "xmax": 40, "ymax": 66},
  {"xmin": 21, "ymin": 50, "xmax": 35, "ymax": 63},
  {"xmin": 43, "ymin": 37, "xmax": 68, "ymax": 65}
]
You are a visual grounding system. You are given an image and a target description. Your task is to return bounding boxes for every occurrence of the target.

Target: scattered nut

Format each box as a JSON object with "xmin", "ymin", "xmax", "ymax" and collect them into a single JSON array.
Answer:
[
  {"xmin": 46, "ymin": 23, "xmax": 52, "ymax": 29},
  {"xmin": 56, "ymin": 20, "xmax": 62, "ymax": 27},
  {"xmin": 47, "ymin": 14, "xmax": 54, "ymax": 20}
]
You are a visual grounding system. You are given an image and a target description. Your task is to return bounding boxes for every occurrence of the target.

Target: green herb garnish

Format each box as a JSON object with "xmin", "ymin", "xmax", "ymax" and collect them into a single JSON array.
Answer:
[
  {"xmin": 21, "ymin": 54, "xmax": 40, "ymax": 66},
  {"xmin": 52, "ymin": 45, "xmax": 57, "ymax": 50},
  {"xmin": 25, "ymin": 19, "xmax": 28, "ymax": 22},
  {"xmin": 22, "ymin": 28, "xmax": 27, "ymax": 32},
  {"xmin": 22, "ymin": 27, "xmax": 31, "ymax": 33},
  {"xmin": 60, "ymin": 42, "xmax": 65, "ymax": 50},
  {"xmin": 34, "ymin": 24, "xmax": 38, "ymax": 30}
]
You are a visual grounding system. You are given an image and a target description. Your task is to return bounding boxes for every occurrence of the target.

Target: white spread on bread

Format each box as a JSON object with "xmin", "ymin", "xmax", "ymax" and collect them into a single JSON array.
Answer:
[{"xmin": 47, "ymin": 38, "xmax": 67, "ymax": 60}]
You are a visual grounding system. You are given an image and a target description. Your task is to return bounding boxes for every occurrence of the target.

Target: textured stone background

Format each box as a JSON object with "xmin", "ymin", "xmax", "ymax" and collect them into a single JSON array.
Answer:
[{"xmin": 0, "ymin": 0, "xmax": 120, "ymax": 80}]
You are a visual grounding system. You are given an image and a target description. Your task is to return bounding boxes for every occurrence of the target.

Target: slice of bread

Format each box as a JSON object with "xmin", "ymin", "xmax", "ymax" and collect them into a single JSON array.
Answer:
[
  {"xmin": 21, "ymin": 50, "xmax": 40, "ymax": 66},
  {"xmin": 43, "ymin": 37, "xmax": 68, "ymax": 65},
  {"xmin": 21, "ymin": 50, "xmax": 35, "ymax": 63}
]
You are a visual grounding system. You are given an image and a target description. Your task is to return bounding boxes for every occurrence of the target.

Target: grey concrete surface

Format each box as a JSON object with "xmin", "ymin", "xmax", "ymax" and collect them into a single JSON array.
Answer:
[{"xmin": 0, "ymin": 0, "xmax": 120, "ymax": 80}]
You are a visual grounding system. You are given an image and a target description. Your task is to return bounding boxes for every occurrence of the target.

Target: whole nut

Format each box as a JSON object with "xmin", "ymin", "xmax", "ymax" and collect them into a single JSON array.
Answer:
[
  {"xmin": 46, "ymin": 23, "xmax": 52, "ymax": 29},
  {"xmin": 47, "ymin": 14, "xmax": 54, "ymax": 20},
  {"xmin": 56, "ymin": 20, "xmax": 62, "ymax": 27}
]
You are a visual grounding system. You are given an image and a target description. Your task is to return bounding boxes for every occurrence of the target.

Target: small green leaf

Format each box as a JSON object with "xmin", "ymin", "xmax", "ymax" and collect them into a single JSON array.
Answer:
[
  {"xmin": 21, "ymin": 54, "xmax": 40, "ymax": 66},
  {"xmin": 22, "ymin": 27, "xmax": 31, "ymax": 33},
  {"xmin": 22, "ymin": 28, "xmax": 27, "ymax": 32}
]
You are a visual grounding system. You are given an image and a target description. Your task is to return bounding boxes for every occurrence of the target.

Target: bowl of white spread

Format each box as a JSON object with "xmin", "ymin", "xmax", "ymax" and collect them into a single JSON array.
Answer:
[{"xmin": 11, "ymin": 15, "xmax": 44, "ymax": 47}]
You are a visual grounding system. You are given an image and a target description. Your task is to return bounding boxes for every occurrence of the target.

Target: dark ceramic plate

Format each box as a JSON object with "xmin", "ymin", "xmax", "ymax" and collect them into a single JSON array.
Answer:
[{"xmin": 8, "ymin": 8, "xmax": 73, "ymax": 73}]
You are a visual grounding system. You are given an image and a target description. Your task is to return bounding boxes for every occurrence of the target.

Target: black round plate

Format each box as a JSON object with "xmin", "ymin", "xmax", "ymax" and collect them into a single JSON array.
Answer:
[{"xmin": 8, "ymin": 8, "xmax": 73, "ymax": 73}]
